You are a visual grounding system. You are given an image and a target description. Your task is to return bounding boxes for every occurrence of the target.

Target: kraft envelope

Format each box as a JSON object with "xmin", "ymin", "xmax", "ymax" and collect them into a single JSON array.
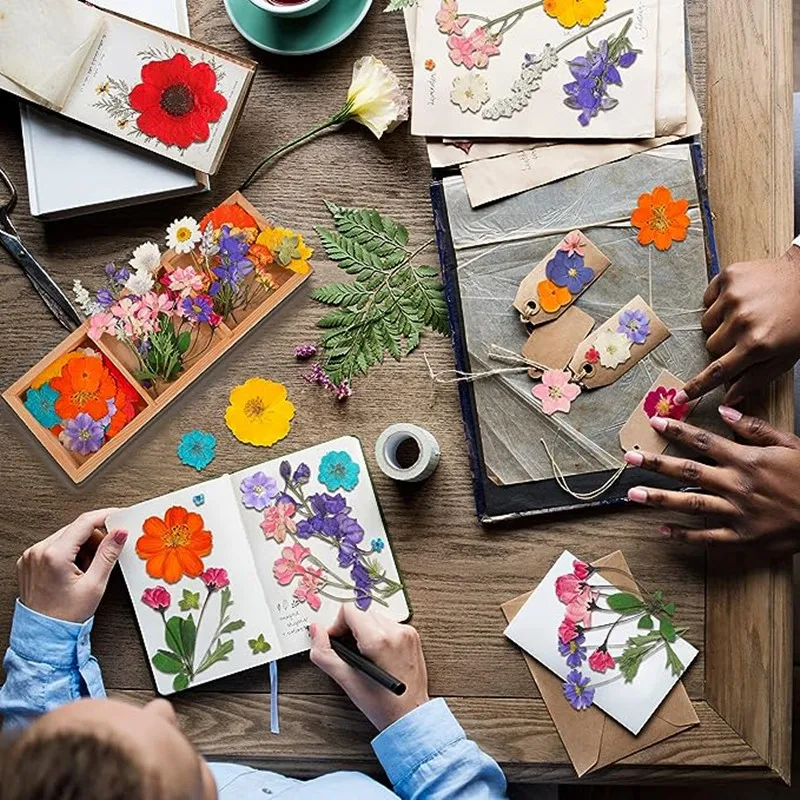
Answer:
[{"xmin": 500, "ymin": 552, "xmax": 699, "ymax": 777}]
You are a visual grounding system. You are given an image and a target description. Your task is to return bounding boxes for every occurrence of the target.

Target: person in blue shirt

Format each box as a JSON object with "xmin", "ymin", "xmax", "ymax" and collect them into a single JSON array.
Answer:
[{"xmin": 0, "ymin": 509, "xmax": 509, "ymax": 800}]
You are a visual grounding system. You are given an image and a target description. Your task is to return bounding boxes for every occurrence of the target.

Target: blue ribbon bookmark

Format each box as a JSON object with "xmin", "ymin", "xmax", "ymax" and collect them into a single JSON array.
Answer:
[{"xmin": 269, "ymin": 660, "xmax": 280, "ymax": 735}]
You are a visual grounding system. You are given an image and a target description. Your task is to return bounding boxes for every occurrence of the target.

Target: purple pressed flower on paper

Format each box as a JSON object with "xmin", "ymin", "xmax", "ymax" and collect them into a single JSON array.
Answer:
[
  {"xmin": 558, "ymin": 632, "xmax": 587, "ymax": 668},
  {"xmin": 240, "ymin": 471, "xmax": 278, "ymax": 512},
  {"xmin": 62, "ymin": 413, "xmax": 105, "ymax": 455},
  {"xmin": 545, "ymin": 250, "xmax": 595, "ymax": 294},
  {"xmin": 619, "ymin": 50, "xmax": 637, "ymax": 68},
  {"xmin": 563, "ymin": 670, "xmax": 595, "ymax": 711},
  {"xmin": 293, "ymin": 463, "xmax": 311, "ymax": 485},
  {"xmin": 351, "ymin": 562, "xmax": 374, "ymax": 610},
  {"xmin": 279, "ymin": 460, "xmax": 292, "ymax": 481},
  {"xmin": 617, "ymin": 308, "xmax": 651, "ymax": 344}
]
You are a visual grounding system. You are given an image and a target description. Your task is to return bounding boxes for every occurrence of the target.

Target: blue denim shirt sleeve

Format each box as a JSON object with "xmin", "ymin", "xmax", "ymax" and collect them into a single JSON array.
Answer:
[
  {"xmin": 371, "ymin": 698, "xmax": 508, "ymax": 800},
  {"xmin": 0, "ymin": 600, "xmax": 106, "ymax": 730}
]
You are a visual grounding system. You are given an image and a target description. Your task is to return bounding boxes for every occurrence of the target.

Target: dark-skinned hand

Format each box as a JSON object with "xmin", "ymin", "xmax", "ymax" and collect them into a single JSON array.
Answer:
[
  {"xmin": 623, "ymin": 406, "xmax": 800, "ymax": 554},
  {"xmin": 674, "ymin": 246, "xmax": 800, "ymax": 407}
]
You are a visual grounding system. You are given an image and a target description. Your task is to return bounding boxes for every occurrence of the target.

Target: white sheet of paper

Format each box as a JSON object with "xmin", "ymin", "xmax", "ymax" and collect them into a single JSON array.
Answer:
[
  {"xmin": 0, "ymin": 0, "xmax": 104, "ymax": 109},
  {"xmin": 461, "ymin": 81, "xmax": 701, "ymax": 207},
  {"xmin": 504, "ymin": 550, "xmax": 698, "ymax": 735},
  {"xmin": 654, "ymin": 0, "xmax": 687, "ymax": 135},
  {"xmin": 411, "ymin": 0, "xmax": 659, "ymax": 140}
]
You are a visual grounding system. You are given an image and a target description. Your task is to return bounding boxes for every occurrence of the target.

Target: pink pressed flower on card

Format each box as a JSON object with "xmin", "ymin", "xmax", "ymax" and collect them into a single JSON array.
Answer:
[
  {"xmin": 141, "ymin": 586, "xmax": 171, "ymax": 611},
  {"xmin": 447, "ymin": 34, "xmax": 476, "ymax": 68},
  {"xmin": 573, "ymin": 560, "xmax": 591, "ymax": 580},
  {"xmin": 168, "ymin": 266, "xmax": 205, "ymax": 297},
  {"xmin": 260, "ymin": 501, "xmax": 298, "ymax": 544},
  {"xmin": 436, "ymin": 0, "xmax": 468, "ymax": 34},
  {"xmin": 273, "ymin": 543, "xmax": 310, "ymax": 585},
  {"xmin": 293, "ymin": 567, "xmax": 324, "ymax": 611},
  {"xmin": 200, "ymin": 567, "xmax": 229, "ymax": 592},
  {"xmin": 532, "ymin": 370, "xmax": 581, "ymax": 416},
  {"xmin": 559, "ymin": 231, "xmax": 585, "ymax": 258},
  {"xmin": 558, "ymin": 617, "xmax": 579, "ymax": 644},
  {"xmin": 468, "ymin": 28, "xmax": 502, "ymax": 68},
  {"xmin": 555, "ymin": 573, "xmax": 583, "ymax": 604},
  {"xmin": 588, "ymin": 647, "xmax": 616, "ymax": 674}
]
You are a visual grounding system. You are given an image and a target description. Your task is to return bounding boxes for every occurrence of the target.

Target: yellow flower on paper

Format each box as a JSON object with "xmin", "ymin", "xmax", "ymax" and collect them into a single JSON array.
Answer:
[
  {"xmin": 255, "ymin": 228, "xmax": 313, "ymax": 275},
  {"xmin": 345, "ymin": 56, "xmax": 410, "ymax": 139},
  {"xmin": 544, "ymin": 0, "xmax": 606, "ymax": 28},
  {"xmin": 225, "ymin": 378, "xmax": 295, "ymax": 447}
]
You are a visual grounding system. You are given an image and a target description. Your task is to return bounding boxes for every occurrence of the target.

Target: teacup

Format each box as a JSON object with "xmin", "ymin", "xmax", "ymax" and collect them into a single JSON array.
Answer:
[{"xmin": 250, "ymin": 0, "xmax": 332, "ymax": 18}]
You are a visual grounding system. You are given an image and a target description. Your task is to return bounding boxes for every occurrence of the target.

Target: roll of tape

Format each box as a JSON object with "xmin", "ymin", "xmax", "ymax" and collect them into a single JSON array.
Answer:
[{"xmin": 375, "ymin": 424, "xmax": 441, "ymax": 483}]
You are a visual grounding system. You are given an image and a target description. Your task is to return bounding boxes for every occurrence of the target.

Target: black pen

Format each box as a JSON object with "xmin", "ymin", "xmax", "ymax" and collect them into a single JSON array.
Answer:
[{"xmin": 330, "ymin": 638, "xmax": 407, "ymax": 696}]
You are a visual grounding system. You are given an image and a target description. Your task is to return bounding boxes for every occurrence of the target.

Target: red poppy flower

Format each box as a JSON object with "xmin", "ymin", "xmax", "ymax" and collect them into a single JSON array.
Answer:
[{"xmin": 128, "ymin": 53, "xmax": 228, "ymax": 149}]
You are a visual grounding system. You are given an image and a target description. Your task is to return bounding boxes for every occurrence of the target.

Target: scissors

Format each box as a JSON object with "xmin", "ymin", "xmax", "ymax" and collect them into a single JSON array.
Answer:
[{"xmin": 0, "ymin": 165, "xmax": 82, "ymax": 331}]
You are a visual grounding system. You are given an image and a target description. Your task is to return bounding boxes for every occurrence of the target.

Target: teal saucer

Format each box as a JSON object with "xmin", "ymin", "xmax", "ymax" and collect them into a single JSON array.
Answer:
[{"xmin": 224, "ymin": 0, "xmax": 373, "ymax": 56}]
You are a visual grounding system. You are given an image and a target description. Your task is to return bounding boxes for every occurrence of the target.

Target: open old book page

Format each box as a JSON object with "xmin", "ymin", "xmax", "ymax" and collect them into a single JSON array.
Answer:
[
  {"xmin": 111, "ymin": 437, "xmax": 409, "ymax": 695},
  {"xmin": 411, "ymin": 0, "xmax": 660, "ymax": 140},
  {"xmin": 0, "ymin": 0, "xmax": 254, "ymax": 174}
]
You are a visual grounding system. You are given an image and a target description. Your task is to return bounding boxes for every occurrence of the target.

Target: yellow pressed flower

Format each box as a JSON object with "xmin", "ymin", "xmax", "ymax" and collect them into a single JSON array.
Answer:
[
  {"xmin": 225, "ymin": 378, "xmax": 295, "ymax": 447},
  {"xmin": 255, "ymin": 227, "xmax": 313, "ymax": 275},
  {"xmin": 30, "ymin": 349, "xmax": 93, "ymax": 389},
  {"xmin": 544, "ymin": 0, "xmax": 606, "ymax": 28}
]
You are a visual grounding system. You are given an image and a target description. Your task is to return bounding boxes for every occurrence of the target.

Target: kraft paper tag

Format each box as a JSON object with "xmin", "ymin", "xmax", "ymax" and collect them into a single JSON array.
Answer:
[
  {"xmin": 522, "ymin": 306, "xmax": 595, "ymax": 379},
  {"xmin": 567, "ymin": 296, "xmax": 670, "ymax": 390},
  {"xmin": 513, "ymin": 231, "xmax": 611, "ymax": 327},
  {"xmin": 619, "ymin": 369, "xmax": 694, "ymax": 453}
]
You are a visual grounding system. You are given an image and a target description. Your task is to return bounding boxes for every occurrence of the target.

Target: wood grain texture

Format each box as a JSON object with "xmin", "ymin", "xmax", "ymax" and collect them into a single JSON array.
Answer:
[
  {"xmin": 705, "ymin": 0, "xmax": 794, "ymax": 783},
  {"xmin": 0, "ymin": 0, "xmax": 790, "ymax": 785}
]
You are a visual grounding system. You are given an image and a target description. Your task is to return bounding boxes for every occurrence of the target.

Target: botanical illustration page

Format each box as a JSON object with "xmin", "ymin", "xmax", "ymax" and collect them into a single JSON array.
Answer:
[
  {"xmin": 412, "ymin": 0, "xmax": 659, "ymax": 139},
  {"xmin": 233, "ymin": 437, "xmax": 410, "ymax": 659}
]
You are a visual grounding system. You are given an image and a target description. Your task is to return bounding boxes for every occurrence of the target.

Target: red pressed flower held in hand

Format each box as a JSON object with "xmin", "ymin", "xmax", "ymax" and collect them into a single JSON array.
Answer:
[
  {"xmin": 643, "ymin": 386, "xmax": 690, "ymax": 421},
  {"xmin": 129, "ymin": 53, "xmax": 228, "ymax": 149}
]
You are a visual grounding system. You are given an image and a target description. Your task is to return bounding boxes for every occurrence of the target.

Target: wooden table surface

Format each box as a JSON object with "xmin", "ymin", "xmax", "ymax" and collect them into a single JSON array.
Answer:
[{"xmin": 0, "ymin": 0, "xmax": 793, "ymax": 787}]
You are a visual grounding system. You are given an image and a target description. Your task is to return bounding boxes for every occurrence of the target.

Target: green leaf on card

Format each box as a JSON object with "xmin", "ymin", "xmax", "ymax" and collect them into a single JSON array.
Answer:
[
  {"xmin": 165, "ymin": 616, "xmax": 186, "ymax": 658},
  {"xmin": 637, "ymin": 614, "xmax": 654, "ymax": 630},
  {"xmin": 181, "ymin": 614, "xmax": 197, "ymax": 660},
  {"xmin": 220, "ymin": 620, "xmax": 246, "ymax": 636},
  {"xmin": 659, "ymin": 616, "xmax": 677, "ymax": 643},
  {"xmin": 664, "ymin": 642, "xmax": 685, "ymax": 677},
  {"xmin": 248, "ymin": 633, "xmax": 272, "ymax": 655},
  {"xmin": 173, "ymin": 673, "xmax": 190, "ymax": 692},
  {"xmin": 152, "ymin": 650, "xmax": 185, "ymax": 675},
  {"xmin": 179, "ymin": 590, "xmax": 200, "ymax": 612},
  {"xmin": 606, "ymin": 593, "xmax": 645, "ymax": 613}
]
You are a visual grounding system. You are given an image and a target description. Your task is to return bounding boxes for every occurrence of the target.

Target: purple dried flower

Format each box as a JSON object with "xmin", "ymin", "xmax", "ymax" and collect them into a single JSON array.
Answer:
[
  {"xmin": 302, "ymin": 363, "xmax": 333, "ymax": 388},
  {"xmin": 332, "ymin": 380, "xmax": 353, "ymax": 401},
  {"xmin": 279, "ymin": 460, "xmax": 292, "ymax": 481},
  {"xmin": 558, "ymin": 632, "xmax": 587, "ymax": 668},
  {"xmin": 95, "ymin": 288, "xmax": 114, "ymax": 308},
  {"xmin": 293, "ymin": 463, "xmax": 311, "ymax": 485},
  {"xmin": 563, "ymin": 670, "xmax": 595, "ymax": 711},
  {"xmin": 617, "ymin": 309, "xmax": 650, "ymax": 345},
  {"xmin": 294, "ymin": 344, "xmax": 318, "ymax": 360},
  {"xmin": 62, "ymin": 413, "xmax": 105, "ymax": 455},
  {"xmin": 240, "ymin": 471, "xmax": 278, "ymax": 511}
]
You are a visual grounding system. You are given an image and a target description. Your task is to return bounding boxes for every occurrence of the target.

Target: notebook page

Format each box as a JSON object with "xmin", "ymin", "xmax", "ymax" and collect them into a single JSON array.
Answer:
[
  {"xmin": 232, "ymin": 436, "xmax": 410, "ymax": 659},
  {"xmin": 110, "ymin": 475, "xmax": 281, "ymax": 696}
]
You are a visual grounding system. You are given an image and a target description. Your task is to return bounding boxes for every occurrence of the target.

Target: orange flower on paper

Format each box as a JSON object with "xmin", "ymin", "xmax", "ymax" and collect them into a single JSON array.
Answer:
[
  {"xmin": 136, "ymin": 505, "xmax": 213, "ymax": 584},
  {"xmin": 537, "ymin": 279, "xmax": 572, "ymax": 313},
  {"xmin": 199, "ymin": 203, "xmax": 257, "ymax": 234},
  {"xmin": 50, "ymin": 355, "xmax": 117, "ymax": 421},
  {"xmin": 630, "ymin": 186, "xmax": 691, "ymax": 251},
  {"xmin": 425, "ymin": 59, "xmax": 436, "ymax": 71}
]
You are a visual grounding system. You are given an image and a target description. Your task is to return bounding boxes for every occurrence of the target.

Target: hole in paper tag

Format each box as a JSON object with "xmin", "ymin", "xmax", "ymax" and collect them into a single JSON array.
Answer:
[
  {"xmin": 521, "ymin": 306, "xmax": 595, "ymax": 379},
  {"xmin": 513, "ymin": 231, "xmax": 611, "ymax": 328},
  {"xmin": 619, "ymin": 369, "xmax": 694, "ymax": 454},
  {"xmin": 567, "ymin": 296, "xmax": 671, "ymax": 390}
]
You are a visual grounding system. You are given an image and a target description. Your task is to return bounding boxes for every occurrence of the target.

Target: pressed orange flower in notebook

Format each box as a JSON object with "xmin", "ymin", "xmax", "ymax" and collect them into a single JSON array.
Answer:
[{"xmin": 630, "ymin": 186, "xmax": 691, "ymax": 251}]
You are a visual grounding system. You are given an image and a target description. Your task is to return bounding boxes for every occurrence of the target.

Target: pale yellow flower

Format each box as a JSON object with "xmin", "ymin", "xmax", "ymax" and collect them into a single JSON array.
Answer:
[{"xmin": 345, "ymin": 56, "xmax": 409, "ymax": 139}]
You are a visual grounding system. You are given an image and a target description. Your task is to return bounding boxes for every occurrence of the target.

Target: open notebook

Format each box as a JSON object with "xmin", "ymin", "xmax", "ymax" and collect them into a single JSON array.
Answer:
[{"xmin": 109, "ymin": 437, "xmax": 410, "ymax": 695}]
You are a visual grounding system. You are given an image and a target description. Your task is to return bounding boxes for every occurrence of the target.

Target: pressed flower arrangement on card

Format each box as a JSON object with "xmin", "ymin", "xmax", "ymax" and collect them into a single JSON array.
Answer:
[
  {"xmin": 111, "ymin": 438, "xmax": 410, "ymax": 696},
  {"xmin": 4, "ymin": 193, "xmax": 311, "ymax": 484}
]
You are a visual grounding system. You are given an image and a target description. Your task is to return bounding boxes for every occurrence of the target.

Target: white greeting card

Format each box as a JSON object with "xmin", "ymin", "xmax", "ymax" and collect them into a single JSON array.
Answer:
[
  {"xmin": 504, "ymin": 550, "xmax": 697, "ymax": 735},
  {"xmin": 411, "ymin": 0, "xmax": 659, "ymax": 139},
  {"xmin": 111, "ymin": 437, "xmax": 410, "ymax": 695},
  {"xmin": 0, "ymin": 0, "xmax": 255, "ymax": 174}
]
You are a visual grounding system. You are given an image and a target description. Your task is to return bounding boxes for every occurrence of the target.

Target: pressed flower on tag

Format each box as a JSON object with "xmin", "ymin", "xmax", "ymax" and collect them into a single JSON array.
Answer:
[
  {"xmin": 559, "ymin": 231, "xmax": 585, "ymax": 257},
  {"xmin": 593, "ymin": 330, "xmax": 631, "ymax": 369},
  {"xmin": 631, "ymin": 186, "xmax": 691, "ymax": 251},
  {"xmin": 546, "ymin": 250, "xmax": 594, "ymax": 294},
  {"xmin": 643, "ymin": 386, "xmax": 690, "ymax": 421},
  {"xmin": 537, "ymin": 279, "xmax": 572, "ymax": 314},
  {"xmin": 617, "ymin": 308, "xmax": 650, "ymax": 344},
  {"xmin": 532, "ymin": 369, "xmax": 581, "ymax": 415}
]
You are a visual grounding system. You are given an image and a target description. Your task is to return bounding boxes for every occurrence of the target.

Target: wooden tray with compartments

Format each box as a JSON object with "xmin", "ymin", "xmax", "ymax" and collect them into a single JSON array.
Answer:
[{"xmin": 3, "ymin": 192, "xmax": 310, "ymax": 484}]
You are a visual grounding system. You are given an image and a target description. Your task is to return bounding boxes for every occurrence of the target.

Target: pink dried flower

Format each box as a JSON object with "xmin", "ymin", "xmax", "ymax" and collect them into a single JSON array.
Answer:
[
  {"xmin": 141, "ymin": 586, "xmax": 171, "ymax": 611},
  {"xmin": 200, "ymin": 567, "xmax": 229, "ymax": 592},
  {"xmin": 559, "ymin": 231, "xmax": 585, "ymax": 258},
  {"xmin": 294, "ymin": 344, "xmax": 318, "ymax": 361},
  {"xmin": 588, "ymin": 647, "xmax": 616, "ymax": 674},
  {"xmin": 332, "ymin": 380, "xmax": 352, "ymax": 401},
  {"xmin": 532, "ymin": 370, "xmax": 581, "ymax": 416},
  {"xmin": 302, "ymin": 363, "xmax": 333, "ymax": 388}
]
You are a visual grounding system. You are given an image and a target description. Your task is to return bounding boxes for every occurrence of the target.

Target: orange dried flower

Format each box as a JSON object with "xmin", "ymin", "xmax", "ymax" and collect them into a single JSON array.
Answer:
[
  {"xmin": 425, "ymin": 59, "xmax": 436, "ymax": 71},
  {"xmin": 537, "ymin": 279, "xmax": 572, "ymax": 314},
  {"xmin": 50, "ymin": 356, "xmax": 117, "ymax": 421},
  {"xmin": 630, "ymin": 186, "xmax": 691, "ymax": 251},
  {"xmin": 199, "ymin": 203, "xmax": 257, "ymax": 233}
]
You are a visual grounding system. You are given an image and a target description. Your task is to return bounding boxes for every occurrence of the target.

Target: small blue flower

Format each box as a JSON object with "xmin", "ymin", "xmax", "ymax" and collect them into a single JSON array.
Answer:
[
  {"xmin": 177, "ymin": 430, "xmax": 217, "ymax": 471},
  {"xmin": 192, "ymin": 494, "xmax": 206, "ymax": 507},
  {"xmin": 371, "ymin": 538, "xmax": 385, "ymax": 553},
  {"xmin": 318, "ymin": 451, "xmax": 360, "ymax": 492},
  {"xmin": 24, "ymin": 383, "xmax": 61, "ymax": 429}
]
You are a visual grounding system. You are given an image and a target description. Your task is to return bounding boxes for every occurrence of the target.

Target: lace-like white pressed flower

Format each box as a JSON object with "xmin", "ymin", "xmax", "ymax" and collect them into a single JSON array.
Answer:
[
  {"xmin": 166, "ymin": 217, "xmax": 202, "ymax": 254},
  {"xmin": 128, "ymin": 241, "xmax": 162, "ymax": 274},
  {"xmin": 345, "ymin": 56, "xmax": 409, "ymax": 139},
  {"xmin": 72, "ymin": 279, "xmax": 102, "ymax": 316}
]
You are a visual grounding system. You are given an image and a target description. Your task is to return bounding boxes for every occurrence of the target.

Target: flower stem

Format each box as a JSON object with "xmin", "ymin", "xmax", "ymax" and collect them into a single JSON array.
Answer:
[
  {"xmin": 555, "ymin": 9, "xmax": 634, "ymax": 54},
  {"xmin": 239, "ymin": 110, "xmax": 350, "ymax": 192},
  {"xmin": 482, "ymin": 1, "xmax": 543, "ymax": 34}
]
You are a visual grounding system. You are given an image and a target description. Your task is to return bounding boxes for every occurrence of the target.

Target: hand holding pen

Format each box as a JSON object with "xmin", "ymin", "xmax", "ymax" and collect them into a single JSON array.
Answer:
[{"xmin": 310, "ymin": 607, "xmax": 429, "ymax": 732}]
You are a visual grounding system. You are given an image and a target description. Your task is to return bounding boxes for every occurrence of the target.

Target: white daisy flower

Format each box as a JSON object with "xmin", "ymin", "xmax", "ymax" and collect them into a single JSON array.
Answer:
[
  {"xmin": 124, "ymin": 269, "xmax": 155, "ymax": 296},
  {"xmin": 594, "ymin": 330, "xmax": 632, "ymax": 369},
  {"xmin": 128, "ymin": 241, "xmax": 162, "ymax": 274},
  {"xmin": 166, "ymin": 216, "xmax": 202, "ymax": 254},
  {"xmin": 450, "ymin": 74, "xmax": 490, "ymax": 114}
]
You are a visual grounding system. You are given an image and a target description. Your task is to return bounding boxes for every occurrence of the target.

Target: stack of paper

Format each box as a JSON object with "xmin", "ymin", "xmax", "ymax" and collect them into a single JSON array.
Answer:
[{"xmin": 403, "ymin": 0, "xmax": 700, "ymax": 207}]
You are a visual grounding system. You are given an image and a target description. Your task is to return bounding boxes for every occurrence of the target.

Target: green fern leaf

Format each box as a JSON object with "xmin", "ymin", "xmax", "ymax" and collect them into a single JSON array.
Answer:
[
  {"xmin": 384, "ymin": 0, "xmax": 418, "ymax": 10},
  {"xmin": 313, "ymin": 202, "xmax": 449, "ymax": 385}
]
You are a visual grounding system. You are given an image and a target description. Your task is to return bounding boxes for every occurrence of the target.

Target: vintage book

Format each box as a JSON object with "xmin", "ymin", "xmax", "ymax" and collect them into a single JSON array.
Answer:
[
  {"xmin": 21, "ymin": 0, "xmax": 209, "ymax": 220},
  {"xmin": 0, "ymin": 0, "xmax": 256, "ymax": 175},
  {"xmin": 109, "ymin": 437, "xmax": 410, "ymax": 695}
]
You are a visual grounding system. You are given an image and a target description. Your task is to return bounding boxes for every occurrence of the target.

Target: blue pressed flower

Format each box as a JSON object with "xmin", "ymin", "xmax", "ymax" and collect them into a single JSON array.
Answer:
[
  {"xmin": 280, "ymin": 460, "xmax": 292, "ymax": 481},
  {"xmin": 558, "ymin": 632, "xmax": 587, "ymax": 668},
  {"xmin": 371, "ymin": 538, "xmax": 385, "ymax": 553},
  {"xmin": 180, "ymin": 295, "xmax": 214, "ymax": 324},
  {"xmin": 192, "ymin": 494, "xmax": 206, "ymax": 507},
  {"xmin": 545, "ymin": 250, "xmax": 595, "ymax": 294},
  {"xmin": 24, "ymin": 383, "xmax": 61, "ymax": 429},
  {"xmin": 318, "ymin": 451, "xmax": 361, "ymax": 492},
  {"xmin": 177, "ymin": 430, "xmax": 217, "ymax": 471},
  {"xmin": 563, "ymin": 670, "xmax": 595, "ymax": 711},
  {"xmin": 95, "ymin": 288, "xmax": 115, "ymax": 308},
  {"xmin": 619, "ymin": 50, "xmax": 637, "ymax": 68},
  {"xmin": 293, "ymin": 463, "xmax": 311, "ymax": 485},
  {"xmin": 617, "ymin": 309, "xmax": 651, "ymax": 345}
]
